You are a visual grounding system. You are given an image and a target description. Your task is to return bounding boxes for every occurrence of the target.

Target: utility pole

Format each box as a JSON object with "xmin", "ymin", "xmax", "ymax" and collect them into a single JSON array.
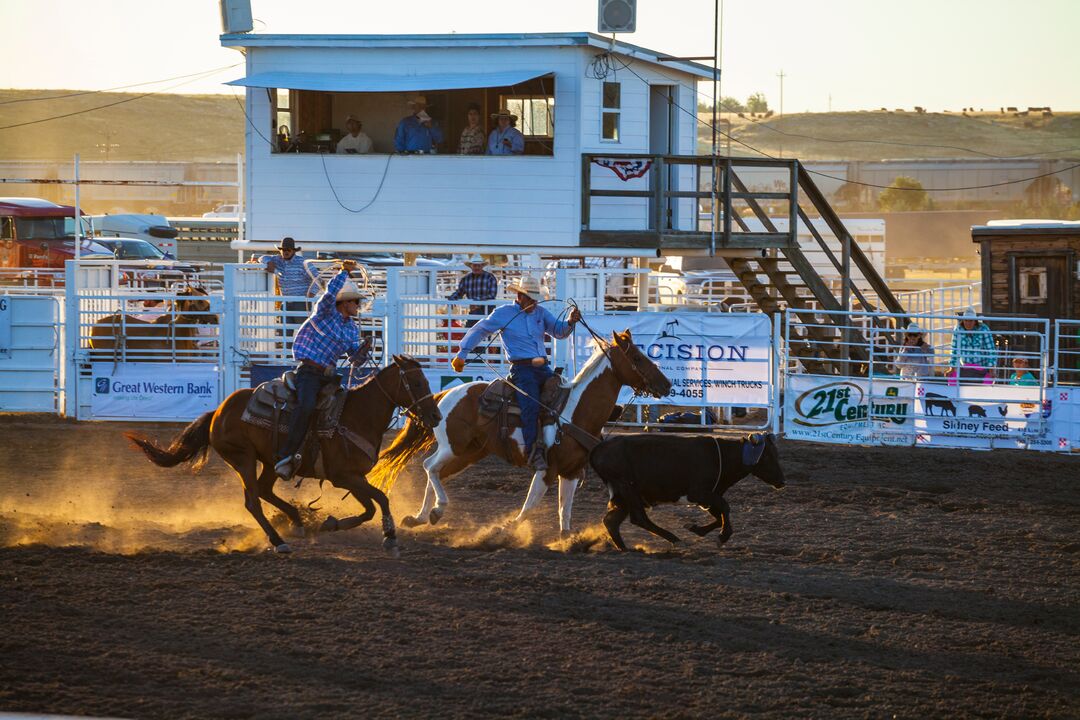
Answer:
[
  {"xmin": 777, "ymin": 69, "xmax": 786, "ymax": 117},
  {"xmin": 828, "ymin": 93, "xmax": 832, "ymax": 112}
]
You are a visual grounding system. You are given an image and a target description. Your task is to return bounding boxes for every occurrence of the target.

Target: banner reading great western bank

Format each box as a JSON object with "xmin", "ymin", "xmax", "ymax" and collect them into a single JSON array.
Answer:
[
  {"xmin": 91, "ymin": 362, "xmax": 220, "ymax": 420},
  {"xmin": 572, "ymin": 313, "xmax": 772, "ymax": 406}
]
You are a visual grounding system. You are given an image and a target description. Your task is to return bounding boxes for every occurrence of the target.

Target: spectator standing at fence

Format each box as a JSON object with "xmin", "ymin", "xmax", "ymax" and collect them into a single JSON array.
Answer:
[
  {"xmin": 895, "ymin": 323, "xmax": 935, "ymax": 378},
  {"xmin": 1009, "ymin": 357, "xmax": 1038, "ymax": 386},
  {"xmin": 487, "ymin": 108, "xmax": 525, "ymax": 155},
  {"xmin": 949, "ymin": 308, "xmax": 997, "ymax": 382},
  {"xmin": 447, "ymin": 254, "xmax": 499, "ymax": 322},
  {"xmin": 258, "ymin": 237, "xmax": 315, "ymax": 327},
  {"xmin": 394, "ymin": 96, "xmax": 443, "ymax": 154},
  {"xmin": 275, "ymin": 260, "xmax": 372, "ymax": 481},
  {"xmin": 459, "ymin": 105, "xmax": 486, "ymax": 155},
  {"xmin": 336, "ymin": 116, "xmax": 372, "ymax": 154}
]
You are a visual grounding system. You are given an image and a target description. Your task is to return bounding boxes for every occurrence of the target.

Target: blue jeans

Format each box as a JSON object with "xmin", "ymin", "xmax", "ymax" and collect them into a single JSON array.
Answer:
[
  {"xmin": 279, "ymin": 364, "xmax": 331, "ymax": 461},
  {"xmin": 509, "ymin": 362, "xmax": 553, "ymax": 453}
]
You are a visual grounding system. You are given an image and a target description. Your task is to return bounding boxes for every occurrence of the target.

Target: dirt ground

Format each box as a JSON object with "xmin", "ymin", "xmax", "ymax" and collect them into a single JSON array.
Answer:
[{"xmin": 0, "ymin": 414, "xmax": 1077, "ymax": 719}]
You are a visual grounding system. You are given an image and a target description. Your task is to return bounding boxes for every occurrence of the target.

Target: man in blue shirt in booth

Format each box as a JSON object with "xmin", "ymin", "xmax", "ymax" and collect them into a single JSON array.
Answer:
[
  {"xmin": 394, "ymin": 95, "xmax": 444, "ymax": 154},
  {"xmin": 274, "ymin": 259, "xmax": 372, "ymax": 481},
  {"xmin": 487, "ymin": 108, "xmax": 525, "ymax": 155},
  {"xmin": 450, "ymin": 276, "xmax": 581, "ymax": 470}
]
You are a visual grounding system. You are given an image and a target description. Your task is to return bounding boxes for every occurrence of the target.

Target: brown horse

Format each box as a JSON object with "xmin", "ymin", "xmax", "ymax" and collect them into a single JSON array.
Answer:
[
  {"xmin": 89, "ymin": 286, "xmax": 217, "ymax": 360},
  {"xmin": 126, "ymin": 354, "xmax": 442, "ymax": 554},
  {"xmin": 368, "ymin": 330, "xmax": 672, "ymax": 535}
]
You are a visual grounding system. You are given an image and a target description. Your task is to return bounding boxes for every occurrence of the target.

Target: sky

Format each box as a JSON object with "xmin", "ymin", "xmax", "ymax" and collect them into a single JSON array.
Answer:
[{"xmin": 1, "ymin": 0, "xmax": 1078, "ymax": 112}]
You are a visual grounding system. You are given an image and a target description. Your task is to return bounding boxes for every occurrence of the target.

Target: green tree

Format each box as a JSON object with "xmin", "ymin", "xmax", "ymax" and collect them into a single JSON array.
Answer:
[
  {"xmin": 721, "ymin": 96, "xmax": 747, "ymax": 113},
  {"xmin": 746, "ymin": 93, "xmax": 769, "ymax": 113},
  {"xmin": 877, "ymin": 176, "xmax": 932, "ymax": 211}
]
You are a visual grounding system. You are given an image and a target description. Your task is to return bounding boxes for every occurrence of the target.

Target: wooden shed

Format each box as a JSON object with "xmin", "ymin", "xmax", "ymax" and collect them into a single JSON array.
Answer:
[{"xmin": 973, "ymin": 220, "xmax": 1080, "ymax": 321}]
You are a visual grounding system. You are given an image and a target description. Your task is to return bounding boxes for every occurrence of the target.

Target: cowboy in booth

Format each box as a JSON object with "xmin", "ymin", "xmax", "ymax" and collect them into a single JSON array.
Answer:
[
  {"xmin": 450, "ymin": 276, "xmax": 581, "ymax": 470},
  {"xmin": 394, "ymin": 95, "xmax": 444, "ymax": 154},
  {"xmin": 275, "ymin": 259, "xmax": 372, "ymax": 481}
]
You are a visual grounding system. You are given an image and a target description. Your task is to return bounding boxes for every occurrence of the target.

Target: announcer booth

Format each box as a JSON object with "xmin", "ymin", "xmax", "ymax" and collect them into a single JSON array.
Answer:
[{"xmin": 220, "ymin": 32, "xmax": 710, "ymax": 258}]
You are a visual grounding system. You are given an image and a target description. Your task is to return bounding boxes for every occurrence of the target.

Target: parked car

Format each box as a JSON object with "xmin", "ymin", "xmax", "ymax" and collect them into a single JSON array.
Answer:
[
  {"xmin": 95, "ymin": 237, "xmax": 175, "ymax": 261},
  {"xmin": 91, "ymin": 213, "xmax": 178, "ymax": 256}
]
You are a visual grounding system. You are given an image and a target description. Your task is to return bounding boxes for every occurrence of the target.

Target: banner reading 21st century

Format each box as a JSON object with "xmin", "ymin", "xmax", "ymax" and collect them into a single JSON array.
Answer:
[{"xmin": 572, "ymin": 313, "xmax": 772, "ymax": 407}]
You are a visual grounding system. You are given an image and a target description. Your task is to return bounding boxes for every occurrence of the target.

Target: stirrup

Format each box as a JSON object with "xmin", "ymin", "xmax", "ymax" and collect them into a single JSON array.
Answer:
[
  {"xmin": 274, "ymin": 454, "xmax": 299, "ymax": 481},
  {"xmin": 528, "ymin": 444, "xmax": 548, "ymax": 472}
]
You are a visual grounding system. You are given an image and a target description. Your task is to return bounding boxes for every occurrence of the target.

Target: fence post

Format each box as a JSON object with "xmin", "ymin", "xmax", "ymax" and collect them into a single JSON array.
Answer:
[
  {"xmin": 554, "ymin": 267, "xmax": 570, "ymax": 369},
  {"xmin": 384, "ymin": 268, "xmax": 401, "ymax": 361},
  {"xmin": 221, "ymin": 264, "xmax": 240, "ymax": 395},
  {"xmin": 62, "ymin": 260, "xmax": 80, "ymax": 418}
]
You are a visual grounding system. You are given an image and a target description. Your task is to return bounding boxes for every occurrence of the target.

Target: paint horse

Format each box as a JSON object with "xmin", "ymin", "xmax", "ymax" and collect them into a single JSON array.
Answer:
[
  {"xmin": 126, "ymin": 355, "xmax": 442, "ymax": 554},
  {"xmin": 368, "ymin": 330, "xmax": 672, "ymax": 535}
]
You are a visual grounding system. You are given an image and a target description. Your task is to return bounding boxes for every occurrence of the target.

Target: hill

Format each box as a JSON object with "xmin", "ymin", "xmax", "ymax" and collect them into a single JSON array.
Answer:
[
  {"xmin": 0, "ymin": 89, "xmax": 243, "ymax": 162},
  {"xmin": 699, "ymin": 110, "xmax": 1080, "ymax": 161},
  {"xmin": 0, "ymin": 89, "xmax": 1076, "ymax": 163}
]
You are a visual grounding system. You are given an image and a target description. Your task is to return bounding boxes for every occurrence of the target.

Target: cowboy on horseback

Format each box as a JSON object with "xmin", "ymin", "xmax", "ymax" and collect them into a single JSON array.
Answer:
[
  {"xmin": 274, "ymin": 259, "xmax": 372, "ymax": 481},
  {"xmin": 450, "ymin": 275, "xmax": 581, "ymax": 470}
]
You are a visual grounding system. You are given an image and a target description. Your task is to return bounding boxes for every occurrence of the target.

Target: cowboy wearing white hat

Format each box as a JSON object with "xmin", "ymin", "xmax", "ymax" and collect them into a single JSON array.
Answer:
[
  {"xmin": 896, "ymin": 322, "xmax": 935, "ymax": 379},
  {"xmin": 487, "ymin": 107, "xmax": 525, "ymax": 155},
  {"xmin": 447, "ymin": 253, "xmax": 498, "ymax": 322},
  {"xmin": 451, "ymin": 275, "xmax": 581, "ymax": 470},
  {"xmin": 394, "ymin": 94, "xmax": 443, "ymax": 153},
  {"xmin": 274, "ymin": 259, "xmax": 372, "ymax": 481}
]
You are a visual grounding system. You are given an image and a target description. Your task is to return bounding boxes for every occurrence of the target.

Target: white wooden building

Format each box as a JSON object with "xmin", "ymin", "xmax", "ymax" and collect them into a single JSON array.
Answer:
[{"xmin": 220, "ymin": 32, "xmax": 712, "ymax": 256}]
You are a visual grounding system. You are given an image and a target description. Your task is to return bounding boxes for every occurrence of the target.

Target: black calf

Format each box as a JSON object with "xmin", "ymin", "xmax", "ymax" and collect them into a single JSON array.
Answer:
[{"xmin": 588, "ymin": 433, "xmax": 785, "ymax": 550}]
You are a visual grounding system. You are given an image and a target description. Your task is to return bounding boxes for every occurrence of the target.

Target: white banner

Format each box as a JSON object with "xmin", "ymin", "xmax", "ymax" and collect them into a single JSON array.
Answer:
[
  {"xmin": 573, "ymin": 313, "xmax": 772, "ymax": 406},
  {"xmin": 90, "ymin": 363, "xmax": 220, "ymax": 420},
  {"xmin": 913, "ymin": 382, "xmax": 1047, "ymax": 448},
  {"xmin": 784, "ymin": 375, "xmax": 916, "ymax": 445}
]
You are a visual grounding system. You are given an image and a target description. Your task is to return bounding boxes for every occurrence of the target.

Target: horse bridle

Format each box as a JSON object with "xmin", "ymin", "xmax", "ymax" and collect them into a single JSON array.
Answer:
[
  {"xmin": 576, "ymin": 312, "xmax": 663, "ymax": 399},
  {"xmin": 371, "ymin": 363, "xmax": 436, "ymax": 427}
]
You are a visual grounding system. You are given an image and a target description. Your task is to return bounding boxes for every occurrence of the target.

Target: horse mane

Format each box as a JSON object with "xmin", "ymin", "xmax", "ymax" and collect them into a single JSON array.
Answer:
[{"xmin": 570, "ymin": 343, "xmax": 610, "ymax": 386}]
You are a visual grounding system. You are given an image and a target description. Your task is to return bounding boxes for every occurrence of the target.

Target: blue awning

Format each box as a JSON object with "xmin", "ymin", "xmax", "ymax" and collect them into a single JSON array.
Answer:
[{"xmin": 226, "ymin": 70, "xmax": 551, "ymax": 92}]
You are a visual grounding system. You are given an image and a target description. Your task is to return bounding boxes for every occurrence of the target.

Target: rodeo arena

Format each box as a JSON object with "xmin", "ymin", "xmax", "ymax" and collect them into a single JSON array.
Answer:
[{"xmin": 1, "ymin": 5, "xmax": 1078, "ymax": 720}]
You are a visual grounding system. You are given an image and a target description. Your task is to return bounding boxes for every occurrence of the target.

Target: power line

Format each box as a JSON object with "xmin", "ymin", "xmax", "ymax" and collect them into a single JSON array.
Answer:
[
  {"xmin": 0, "ymin": 64, "xmax": 242, "ymax": 106},
  {"xmin": 609, "ymin": 55, "xmax": 1080, "ymax": 191},
  {"xmin": 0, "ymin": 66, "xmax": 240, "ymax": 131}
]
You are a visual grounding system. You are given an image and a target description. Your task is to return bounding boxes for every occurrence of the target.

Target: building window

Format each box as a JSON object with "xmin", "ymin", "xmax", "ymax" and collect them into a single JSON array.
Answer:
[
  {"xmin": 275, "ymin": 89, "xmax": 292, "ymax": 136},
  {"xmin": 1019, "ymin": 267, "xmax": 1048, "ymax": 302},
  {"xmin": 501, "ymin": 96, "xmax": 555, "ymax": 138},
  {"xmin": 602, "ymin": 81, "xmax": 621, "ymax": 142}
]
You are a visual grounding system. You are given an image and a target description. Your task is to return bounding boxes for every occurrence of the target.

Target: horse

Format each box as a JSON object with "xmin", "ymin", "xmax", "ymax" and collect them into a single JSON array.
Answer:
[
  {"xmin": 368, "ymin": 329, "xmax": 672, "ymax": 535},
  {"xmin": 125, "ymin": 354, "xmax": 442, "ymax": 554},
  {"xmin": 88, "ymin": 286, "xmax": 217, "ymax": 360}
]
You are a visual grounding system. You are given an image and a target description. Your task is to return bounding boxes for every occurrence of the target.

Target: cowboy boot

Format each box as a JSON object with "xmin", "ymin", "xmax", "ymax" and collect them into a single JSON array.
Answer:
[{"xmin": 274, "ymin": 453, "xmax": 301, "ymax": 482}]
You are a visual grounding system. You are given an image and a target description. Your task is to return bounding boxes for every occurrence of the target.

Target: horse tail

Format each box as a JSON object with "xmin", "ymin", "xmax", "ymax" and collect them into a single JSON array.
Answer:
[
  {"xmin": 368, "ymin": 415, "xmax": 436, "ymax": 494},
  {"xmin": 125, "ymin": 410, "xmax": 214, "ymax": 472}
]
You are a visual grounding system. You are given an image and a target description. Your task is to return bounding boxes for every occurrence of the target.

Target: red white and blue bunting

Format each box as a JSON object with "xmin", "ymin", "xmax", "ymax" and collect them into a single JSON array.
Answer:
[{"xmin": 592, "ymin": 158, "xmax": 653, "ymax": 181}]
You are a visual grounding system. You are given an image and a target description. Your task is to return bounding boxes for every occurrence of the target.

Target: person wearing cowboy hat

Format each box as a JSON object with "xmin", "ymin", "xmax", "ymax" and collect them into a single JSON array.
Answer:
[
  {"xmin": 949, "ymin": 308, "xmax": 997, "ymax": 382},
  {"xmin": 336, "ymin": 115, "xmax": 372, "ymax": 154},
  {"xmin": 487, "ymin": 107, "xmax": 525, "ymax": 155},
  {"xmin": 451, "ymin": 276, "xmax": 581, "ymax": 470},
  {"xmin": 274, "ymin": 259, "xmax": 373, "ymax": 481},
  {"xmin": 895, "ymin": 322, "xmax": 935, "ymax": 379},
  {"xmin": 258, "ymin": 237, "xmax": 316, "ymax": 321},
  {"xmin": 394, "ymin": 95, "xmax": 444, "ymax": 154},
  {"xmin": 447, "ymin": 253, "xmax": 499, "ymax": 323}
]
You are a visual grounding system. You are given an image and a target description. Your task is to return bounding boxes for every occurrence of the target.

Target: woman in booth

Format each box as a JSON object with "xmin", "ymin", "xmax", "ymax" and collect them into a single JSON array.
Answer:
[{"xmin": 459, "ymin": 104, "xmax": 486, "ymax": 155}]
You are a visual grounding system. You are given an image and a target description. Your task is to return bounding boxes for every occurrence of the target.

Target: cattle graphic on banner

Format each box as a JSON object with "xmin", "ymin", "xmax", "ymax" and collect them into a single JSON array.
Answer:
[
  {"xmin": 784, "ymin": 376, "xmax": 915, "ymax": 445},
  {"xmin": 573, "ymin": 313, "xmax": 772, "ymax": 407},
  {"xmin": 913, "ymin": 382, "xmax": 1047, "ymax": 449}
]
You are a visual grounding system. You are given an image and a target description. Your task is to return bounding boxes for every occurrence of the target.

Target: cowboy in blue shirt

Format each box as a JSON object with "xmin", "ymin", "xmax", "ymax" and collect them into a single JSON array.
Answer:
[
  {"xmin": 394, "ymin": 95, "xmax": 444, "ymax": 153},
  {"xmin": 451, "ymin": 276, "xmax": 581, "ymax": 469}
]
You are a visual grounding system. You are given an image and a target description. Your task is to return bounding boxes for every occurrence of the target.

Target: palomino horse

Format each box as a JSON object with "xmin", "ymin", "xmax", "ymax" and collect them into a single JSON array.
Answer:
[
  {"xmin": 126, "ymin": 355, "xmax": 442, "ymax": 554},
  {"xmin": 368, "ymin": 330, "xmax": 672, "ymax": 534},
  {"xmin": 89, "ymin": 286, "xmax": 217, "ymax": 359}
]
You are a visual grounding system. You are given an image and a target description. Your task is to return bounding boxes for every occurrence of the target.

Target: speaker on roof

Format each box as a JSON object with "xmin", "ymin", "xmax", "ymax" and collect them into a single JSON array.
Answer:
[
  {"xmin": 220, "ymin": 0, "xmax": 253, "ymax": 34},
  {"xmin": 598, "ymin": 0, "xmax": 636, "ymax": 33}
]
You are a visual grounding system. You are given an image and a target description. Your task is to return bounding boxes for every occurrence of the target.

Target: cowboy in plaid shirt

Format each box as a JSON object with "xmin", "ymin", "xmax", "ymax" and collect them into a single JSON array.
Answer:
[
  {"xmin": 275, "ymin": 260, "xmax": 371, "ymax": 481},
  {"xmin": 448, "ymin": 254, "xmax": 498, "ymax": 321}
]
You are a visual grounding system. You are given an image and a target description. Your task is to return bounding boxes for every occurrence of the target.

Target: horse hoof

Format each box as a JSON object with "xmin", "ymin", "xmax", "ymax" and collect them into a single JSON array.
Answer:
[
  {"xmin": 428, "ymin": 507, "xmax": 444, "ymax": 525},
  {"xmin": 383, "ymin": 536, "xmax": 400, "ymax": 558},
  {"xmin": 319, "ymin": 516, "xmax": 340, "ymax": 533},
  {"xmin": 289, "ymin": 524, "xmax": 306, "ymax": 539},
  {"xmin": 400, "ymin": 515, "xmax": 422, "ymax": 529},
  {"xmin": 274, "ymin": 543, "xmax": 293, "ymax": 554}
]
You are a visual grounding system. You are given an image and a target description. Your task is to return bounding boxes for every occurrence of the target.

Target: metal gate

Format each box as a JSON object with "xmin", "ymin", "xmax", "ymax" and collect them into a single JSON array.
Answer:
[{"xmin": 0, "ymin": 293, "xmax": 63, "ymax": 412}]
